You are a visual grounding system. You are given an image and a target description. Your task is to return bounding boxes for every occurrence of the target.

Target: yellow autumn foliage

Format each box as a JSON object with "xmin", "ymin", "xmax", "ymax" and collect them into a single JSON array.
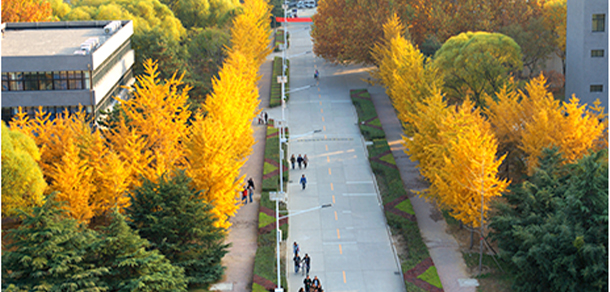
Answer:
[
  {"xmin": 433, "ymin": 99, "xmax": 509, "ymax": 228},
  {"xmin": 370, "ymin": 14, "xmax": 441, "ymax": 132},
  {"xmin": 106, "ymin": 59, "xmax": 191, "ymax": 186},
  {"xmin": 485, "ymin": 75, "xmax": 607, "ymax": 174},
  {"xmin": 186, "ymin": 0, "xmax": 271, "ymax": 229}
]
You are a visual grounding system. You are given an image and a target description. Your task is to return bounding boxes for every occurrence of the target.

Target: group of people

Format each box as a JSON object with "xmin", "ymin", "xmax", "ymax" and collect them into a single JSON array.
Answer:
[
  {"xmin": 258, "ymin": 111, "xmax": 269, "ymax": 124},
  {"xmin": 241, "ymin": 177, "xmax": 255, "ymax": 204},
  {"xmin": 290, "ymin": 154, "xmax": 309, "ymax": 169},
  {"xmin": 293, "ymin": 242, "xmax": 324, "ymax": 292}
]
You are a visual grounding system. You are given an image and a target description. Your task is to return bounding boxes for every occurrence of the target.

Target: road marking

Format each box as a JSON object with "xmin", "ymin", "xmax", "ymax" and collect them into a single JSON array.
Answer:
[
  {"xmin": 328, "ymin": 168, "xmax": 332, "ymax": 175},
  {"xmin": 321, "ymin": 108, "xmax": 324, "ymax": 113},
  {"xmin": 342, "ymin": 193, "xmax": 376, "ymax": 197},
  {"xmin": 332, "ymin": 195, "xmax": 335, "ymax": 203},
  {"xmin": 334, "ymin": 211, "xmax": 338, "ymax": 220},
  {"xmin": 339, "ymin": 244, "xmax": 343, "ymax": 254},
  {"xmin": 325, "ymin": 145, "xmax": 328, "ymax": 151},
  {"xmin": 319, "ymin": 101, "xmax": 322, "ymax": 105},
  {"xmin": 323, "ymin": 125, "xmax": 326, "ymax": 131},
  {"xmin": 343, "ymin": 271, "xmax": 346, "ymax": 283},
  {"xmin": 330, "ymin": 183, "xmax": 334, "ymax": 190},
  {"xmin": 346, "ymin": 181, "xmax": 374, "ymax": 184},
  {"xmin": 337, "ymin": 229, "xmax": 341, "ymax": 239},
  {"xmin": 319, "ymin": 94, "xmax": 321, "ymax": 98},
  {"xmin": 327, "ymin": 156, "xmax": 330, "ymax": 162},
  {"xmin": 322, "ymin": 116, "xmax": 325, "ymax": 122},
  {"xmin": 318, "ymin": 87, "xmax": 320, "ymax": 92}
]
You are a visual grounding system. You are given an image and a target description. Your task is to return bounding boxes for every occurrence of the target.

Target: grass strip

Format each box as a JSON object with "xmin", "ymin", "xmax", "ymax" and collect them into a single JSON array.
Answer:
[
  {"xmin": 253, "ymin": 120, "xmax": 288, "ymax": 289},
  {"xmin": 270, "ymin": 57, "xmax": 290, "ymax": 108}
]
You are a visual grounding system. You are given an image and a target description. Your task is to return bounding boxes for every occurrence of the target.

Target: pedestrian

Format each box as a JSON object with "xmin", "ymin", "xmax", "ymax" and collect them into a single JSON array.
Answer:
[
  {"xmin": 258, "ymin": 112, "xmax": 263, "ymax": 124},
  {"xmin": 290, "ymin": 154, "xmax": 296, "ymax": 169},
  {"xmin": 298, "ymin": 288, "xmax": 305, "ymax": 292},
  {"xmin": 247, "ymin": 177, "xmax": 255, "ymax": 203},
  {"xmin": 264, "ymin": 112, "xmax": 268, "ymax": 124},
  {"xmin": 293, "ymin": 253, "xmax": 301, "ymax": 273},
  {"xmin": 241, "ymin": 186, "xmax": 248, "ymax": 204},
  {"xmin": 293, "ymin": 241, "xmax": 299, "ymax": 256},
  {"xmin": 297, "ymin": 154, "xmax": 303, "ymax": 169},
  {"xmin": 312, "ymin": 276, "xmax": 320, "ymax": 288},
  {"xmin": 303, "ymin": 154, "xmax": 309, "ymax": 169},
  {"xmin": 302, "ymin": 253, "xmax": 311, "ymax": 275},
  {"xmin": 303, "ymin": 275, "xmax": 312, "ymax": 292},
  {"xmin": 300, "ymin": 174, "xmax": 307, "ymax": 190}
]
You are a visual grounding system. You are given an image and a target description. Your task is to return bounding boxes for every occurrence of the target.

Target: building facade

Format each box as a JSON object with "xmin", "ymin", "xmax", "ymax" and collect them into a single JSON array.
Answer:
[
  {"xmin": 565, "ymin": 0, "xmax": 608, "ymax": 110},
  {"xmin": 1, "ymin": 20, "xmax": 135, "ymax": 123}
]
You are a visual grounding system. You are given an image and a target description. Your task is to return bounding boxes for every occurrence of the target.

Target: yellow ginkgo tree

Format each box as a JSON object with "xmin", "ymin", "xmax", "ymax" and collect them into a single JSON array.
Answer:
[{"xmin": 186, "ymin": 0, "xmax": 272, "ymax": 229}]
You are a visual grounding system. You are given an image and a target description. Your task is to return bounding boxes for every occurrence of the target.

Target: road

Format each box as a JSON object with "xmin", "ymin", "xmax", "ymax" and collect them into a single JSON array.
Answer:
[{"xmin": 280, "ymin": 8, "xmax": 406, "ymax": 292}]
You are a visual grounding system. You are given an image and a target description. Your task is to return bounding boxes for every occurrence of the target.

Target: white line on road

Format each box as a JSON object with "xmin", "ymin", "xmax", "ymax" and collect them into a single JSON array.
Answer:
[{"xmin": 342, "ymin": 193, "xmax": 376, "ymax": 196}]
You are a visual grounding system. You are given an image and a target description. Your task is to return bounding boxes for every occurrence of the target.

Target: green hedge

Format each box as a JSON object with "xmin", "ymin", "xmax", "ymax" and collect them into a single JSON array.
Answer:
[{"xmin": 270, "ymin": 57, "xmax": 290, "ymax": 108}]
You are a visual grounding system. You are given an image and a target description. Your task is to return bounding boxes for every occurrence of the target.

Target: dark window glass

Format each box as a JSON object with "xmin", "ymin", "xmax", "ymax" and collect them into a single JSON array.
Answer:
[
  {"xmin": 591, "ymin": 50, "xmax": 604, "ymax": 57},
  {"xmin": 39, "ymin": 72, "xmax": 53, "ymax": 90},
  {"xmin": 2, "ymin": 73, "xmax": 8, "ymax": 91},
  {"xmin": 9, "ymin": 72, "xmax": 24, "ymax": 91},
  {"xmin": 68, "ymin": 71, "xmax": 83, "ymax": 89},
  {"xmin": 54, "ymin": 71, "xmax": 68, "ymax": 90},
  {"xmin": 24, "ymin": 72, "xmax": 38, "ymax": 91},
  {"xmin": 84, "ymin": 71, "xmax": 91, "ymax": 89},
  {"xmin": 593, "ymin": 14, "xmax": 605, "ymax": 32},
  {"xmin": 590, "ymin": 85, "xmax": 603, "ymax": 92}
]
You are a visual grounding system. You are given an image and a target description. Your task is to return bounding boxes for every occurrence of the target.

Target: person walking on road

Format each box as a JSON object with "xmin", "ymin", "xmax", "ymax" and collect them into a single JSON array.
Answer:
[
  {"xmin": 293, "ymin": 241, "xmax": 300, "ymax": 256},
  {"xmin": 300, "ymin": 174, "xmax": 307, "ymax": 190},
  {"xmin": 303, "ymin": 275, "xmax": 312, "ymax": 292},
  {"xmin": 297, "ymin": 154, "xmax": 303, "ymax": 169},
  {"xmin": 303, "ymin": 154, "xmax": 309, "ymax": 169},
  {"xmin": 302, "ymin": 253, "xmax": 311, "ymax": 276},
  {"xmin": 247, "ymin": 178, "xmax": 255, "ymax": 203},
  {"xmin": 241, "ymin": 186, "xmax": 248, "ymax": 204},
  {"xmin": 293, "ymin": 253, "xmax": 301, "ymax": 274},
  {"xmin": 290, "ymin": 154, "xmax": 296, "ymax": 169},
  {"xmin": 264, "ymin": 112, "xmax": 268, "ymax": 124},
  {"xmin": 312, "ymin": 276, "xmax": 321, "ymax": 288}
]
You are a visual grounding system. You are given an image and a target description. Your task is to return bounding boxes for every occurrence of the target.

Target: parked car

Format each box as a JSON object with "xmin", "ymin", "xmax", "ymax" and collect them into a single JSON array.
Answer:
[
  {"xmin": 304, "ymin": 0, "xmax": 316, "ymax": 8},
  {"xmin": 297, "ymin": 1, "xmax": 305, "ymax": 8}
]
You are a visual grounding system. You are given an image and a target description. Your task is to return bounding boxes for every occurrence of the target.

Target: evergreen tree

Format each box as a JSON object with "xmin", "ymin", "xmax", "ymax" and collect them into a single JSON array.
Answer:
[
  {"xmin": 2, "ymin": 197, "xmax": 108, "ymax": 291},
  {"xmin": 95, "ymin": 210, "xmax": 188, "ymax": 292},
  {"xmin": 126, "ymin": 171, "xmax": 229, "ymax": 289},
  {"xmin": 490, "ymin": 148, "xmax": 608, "ymax": 292}
]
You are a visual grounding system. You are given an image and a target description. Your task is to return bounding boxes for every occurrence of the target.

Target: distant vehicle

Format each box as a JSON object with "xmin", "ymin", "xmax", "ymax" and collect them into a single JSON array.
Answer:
[
  {"xmin": 292, "ymin": 8, "xmax": 298, "ymax": 17},
  {"xmin": 297, "ymin": 1, "xmax": 305, "ymax": 8},
  {"xmin": 304, "ymin": 0, "xmax": 316, "ymax": 8},
  {"xmin": 288, "ymin": 1, "xmax": 297, "ymax": 8}
]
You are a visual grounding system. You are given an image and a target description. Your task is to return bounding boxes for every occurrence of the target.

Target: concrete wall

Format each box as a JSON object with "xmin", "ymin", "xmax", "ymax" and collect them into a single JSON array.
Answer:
[
  {"xmin": 2, "ymin": 90, "xmax": 92, "ymax": 107},
  {"xmin": 566, "ymin": 0, "xmax": 608, "ymax": 109}
]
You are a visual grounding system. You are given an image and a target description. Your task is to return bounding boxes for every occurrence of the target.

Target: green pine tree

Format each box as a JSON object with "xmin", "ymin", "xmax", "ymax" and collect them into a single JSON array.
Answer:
[
  {"xmin": 490, "ymin": 148, "xmax": 608, "ymax": 292},
  {"xmin": 126, "ymin": 170, "xmax": 230, "ymax": 289},
  {"xmin": 2, "ymin": 196, "xmax": 108, "ymax": 291},
  {"xmin": 95, "ymin": 209, "xmax": 188, "ymax": 292}
]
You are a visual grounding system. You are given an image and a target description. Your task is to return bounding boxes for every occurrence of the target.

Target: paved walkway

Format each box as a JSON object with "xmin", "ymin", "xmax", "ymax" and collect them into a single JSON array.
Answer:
[{"xmin": 216, "ymin": 7, "xmax": 476, "ymax": 292}]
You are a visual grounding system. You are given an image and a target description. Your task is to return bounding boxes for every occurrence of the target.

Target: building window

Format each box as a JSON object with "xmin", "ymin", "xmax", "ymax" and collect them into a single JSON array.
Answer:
[
  {"xmin": 591, "ymin": 50, "xmax": 604, "ymax": 57},
  {"xmin": 39, "ymin": 72, "xmax": 53, "ymax": 90},
  {"xmin": 592, "ymin": 14, "xmax": 605, "ymax": 32},
  {"xmin": 590, "ymin": 85, "xmax": 603, "ymax": 92},
  {"xmin": 2, "ymin": 73, "xmax": 8, "ymax": 91}
]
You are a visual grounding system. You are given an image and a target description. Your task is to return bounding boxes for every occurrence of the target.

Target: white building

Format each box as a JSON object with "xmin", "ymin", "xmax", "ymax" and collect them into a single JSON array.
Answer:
[
  {"xmin": 565, "ymin": 0, "xmax": 608, "ymax": 110},
  {"xmin": 1, "ymin": 20, "xmax": 135, "ymax": 123}
]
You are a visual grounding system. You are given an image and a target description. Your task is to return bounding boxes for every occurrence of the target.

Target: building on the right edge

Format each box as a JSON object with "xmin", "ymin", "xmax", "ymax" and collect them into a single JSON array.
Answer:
[{"xmin": 566, "ymin": 0, "xmax": 608, "ymax": 110}]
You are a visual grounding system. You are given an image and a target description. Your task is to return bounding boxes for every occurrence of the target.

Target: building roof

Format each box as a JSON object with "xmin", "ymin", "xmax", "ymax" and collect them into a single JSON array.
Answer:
[{"xmin": 3, "ymin": 27, "xmax": 104, "ymax": 57}]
